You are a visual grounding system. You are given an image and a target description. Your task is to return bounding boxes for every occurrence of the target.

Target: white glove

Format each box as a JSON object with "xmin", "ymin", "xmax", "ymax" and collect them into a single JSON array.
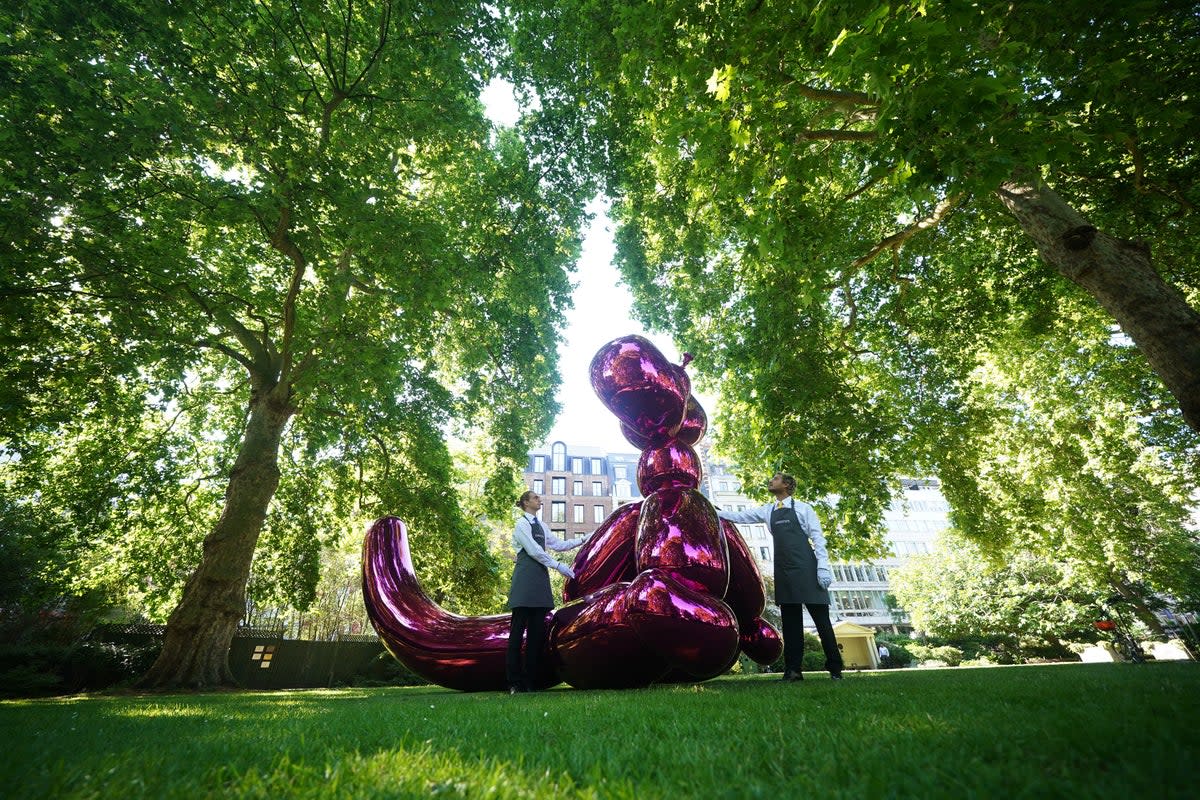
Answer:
[
  {"xmin": 816, "ymin": 567, "xmax": 833, "ymax": 589},
  {"xmin": 557, "ymin": 563, "xmax": 575, "ymax": 580}
]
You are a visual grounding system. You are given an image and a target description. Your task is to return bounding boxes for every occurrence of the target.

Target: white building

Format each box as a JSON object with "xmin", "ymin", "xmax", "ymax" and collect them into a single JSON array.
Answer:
[
  {"xmin": 830, "ymin": 479, "xmax": 949, "ymax": 630},
  {"xmin": 697, "ymin": 445, "xmax": 950, "ymax": 631}
]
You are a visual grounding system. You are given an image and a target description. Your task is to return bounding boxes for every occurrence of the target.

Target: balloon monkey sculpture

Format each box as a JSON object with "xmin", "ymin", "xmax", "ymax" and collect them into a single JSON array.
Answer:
[{"xmin": 362, "ymin": 335, "xmax": 783, "ymax": 690}]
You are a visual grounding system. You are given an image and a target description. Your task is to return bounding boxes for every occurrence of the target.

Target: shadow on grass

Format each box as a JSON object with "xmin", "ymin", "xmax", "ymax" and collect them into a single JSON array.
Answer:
[{"xmin": 1, "ymin": 663, "xmax": 1196, "ymax": 798}]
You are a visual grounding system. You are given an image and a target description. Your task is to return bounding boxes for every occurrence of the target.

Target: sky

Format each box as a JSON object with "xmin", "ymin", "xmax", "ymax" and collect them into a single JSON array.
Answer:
[{"xmin": 481, "ymin": 80, "xmax": 698, "ymax": 454}]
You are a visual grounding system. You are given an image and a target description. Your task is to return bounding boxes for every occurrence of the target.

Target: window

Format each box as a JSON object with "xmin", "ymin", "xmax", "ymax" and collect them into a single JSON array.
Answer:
[
  {"xmin": 551, "ymin": 502, "xmax": 565, "ymax": 522},
  {"xmin": 552, "ymin": 443, "xmax": 565, "ymax": 471},
  {"xmin": 593, "ymin": 505, "xmax": 605, "ymax": 523},
  {"xmin": 833, "ymin": 566, "xmax": 845, "ymax": 582},
  {"xmin": 551, "ymin": 477, "xmax": 565, "ymax": 495},
  {"xmin": 573, "ymin": 480, "xmax": 583, "ymax": 495},
  {"xmin": 719, "ymin": 481, "xmax": 729, "ymax": 491},
  {"xmin": 552, "ymin": 528, "xmax": 567, "ymax": 540},
  {"xmin": 614, "ymin": 465, "xmax": 627, "ymax": 479},
  {"xmin": 591, "ymin": 458, "xmax": 602, "ymax": 474},
  {"xmin": 533, "ymin": 456, "xmax": 545, "ymax": 472},
  {"xmin": 573, "ymin": 504, "xmax": 585, "ymax": 523},
  {"xmin": 759, "ymin": 546, "xmax": 770, "ymax": 560},
  {"xmin": 533, "ymin": 479, "xmax": 543, "ymax": 493},
  {"xmin": 592, "ymin": 481, "xmax": 603, "ymax": 496},
  {"xmin": 571, "ymin": 457, "xmax": 583, "ymax": 473}
]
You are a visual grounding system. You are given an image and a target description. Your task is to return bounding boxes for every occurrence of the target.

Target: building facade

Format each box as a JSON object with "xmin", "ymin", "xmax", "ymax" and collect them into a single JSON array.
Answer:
[
  {"xmin": 696, "ymin": 446, "xmax": 950, "ymax": 631},
  {"xmin": 830, "ymin": 479, "xmax": 949, "ymax": 629},
  {"xmin": 523, "ymin": 442, "xmax": 615, "ymax": 541},
  {"xmin": 523, "ymin": 440, "xmax": 952, "ymax": 633},
  {"xmin": 607, "ymin": 452, "xmax": 642, "ymax": 506}
]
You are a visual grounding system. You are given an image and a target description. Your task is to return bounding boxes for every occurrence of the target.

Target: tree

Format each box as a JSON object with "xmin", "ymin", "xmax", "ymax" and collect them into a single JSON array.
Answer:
[
  {"xmin": 1, "ymin": 1, "xmax": 586, "ymax": 687},
  {"xmin": 509, "ymin": 0, "xmax": 1200, "ymax": 554},
  {"xmin": 891, "ymin": 539, "xmax": 1108, "ymax": 660}
]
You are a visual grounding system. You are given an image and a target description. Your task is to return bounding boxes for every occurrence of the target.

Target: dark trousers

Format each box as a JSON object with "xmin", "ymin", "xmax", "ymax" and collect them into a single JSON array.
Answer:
[
  {"xmin": 780, "ymin": 603, "xmax": 843, "ymax": 676},
  {"xmin": 506, "ymin": 606, "xmax": 549, "ymax": 689}
]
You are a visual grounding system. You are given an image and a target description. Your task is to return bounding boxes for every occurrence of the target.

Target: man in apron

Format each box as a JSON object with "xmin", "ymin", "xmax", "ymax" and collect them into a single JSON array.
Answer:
[{"xmin": 719, "ymin": 472, "xmax": 844, "ymax": 681}]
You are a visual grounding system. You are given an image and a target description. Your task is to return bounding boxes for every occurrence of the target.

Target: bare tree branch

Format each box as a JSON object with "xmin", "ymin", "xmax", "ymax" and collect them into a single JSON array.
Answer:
[{"xmin": 851, "ymin": 193, "xmax": 965, "ymax": 268}]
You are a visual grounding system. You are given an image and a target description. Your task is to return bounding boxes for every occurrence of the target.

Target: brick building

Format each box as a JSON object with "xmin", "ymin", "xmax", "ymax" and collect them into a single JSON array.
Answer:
[{"xmin": 523, "ymin": 442, "xmax": 614, "ymax": 541}]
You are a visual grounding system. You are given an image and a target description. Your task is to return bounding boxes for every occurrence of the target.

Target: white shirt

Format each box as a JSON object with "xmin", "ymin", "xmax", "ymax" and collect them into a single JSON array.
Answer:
[
  {"xmin": 717, "ymin": 497, "xmax": 832, "ymax": 574},
  {"xmin": 512, "ymin": 514, "xmax": 584, "ymax": 577}
]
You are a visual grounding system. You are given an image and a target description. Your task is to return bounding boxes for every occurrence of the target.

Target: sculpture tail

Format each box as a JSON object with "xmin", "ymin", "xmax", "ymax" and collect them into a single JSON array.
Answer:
[{"xmin": 362, "ymin": 516, "xmax": 531, "ymax": 692}]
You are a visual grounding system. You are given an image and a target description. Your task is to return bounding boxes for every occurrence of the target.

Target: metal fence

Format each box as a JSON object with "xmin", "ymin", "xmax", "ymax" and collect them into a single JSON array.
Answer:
[{"xmin": 89, "ymin": 624, "xmax": 393, "ymax": 689}]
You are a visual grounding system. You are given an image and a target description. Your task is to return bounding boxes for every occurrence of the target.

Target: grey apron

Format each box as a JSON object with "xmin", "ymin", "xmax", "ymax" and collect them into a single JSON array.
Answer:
[
  {"xmin": 771, "ymin": 502, "xmax": 829, "ymax": 605},
  {"xmin": 507, "ymin": 517, "xmax": 555, "ymax": 609}
]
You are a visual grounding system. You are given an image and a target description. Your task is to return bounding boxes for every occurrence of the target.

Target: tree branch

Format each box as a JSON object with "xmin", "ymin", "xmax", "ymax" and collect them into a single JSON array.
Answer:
[
  {"xmin": 795, "ymin": 129, "xmax": 878, "ymax": 143},
  {"xmin": 183, "ymin": 285, "xmax": 269, "ymax": 372},
  {"xmin": 842, "ymin": 168, "xmax": 892, "ymax": 202},
  {"xmin": 266, "ymin": 204, "xmax": 306, "ymax": 383},
  {"xmin": 851, "ymin": 192, "xmax": 965, "ymax": 268}
]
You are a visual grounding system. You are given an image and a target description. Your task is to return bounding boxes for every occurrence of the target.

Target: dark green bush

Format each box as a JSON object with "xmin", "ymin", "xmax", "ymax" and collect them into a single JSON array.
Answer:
[
  {"xmin": 874, "ymin": 632, "xmax": 916, "ymax": 668},
  {"xmin": 62, "ymin": 640, "xmax": 161, "ymax": 691},
  {"xmin": 351, "ymin": 651, "xmax": 429, "ymax": 687},
  {"xmin": 0, "ymin": 643, "xmax": 72, "ymax": 697}
]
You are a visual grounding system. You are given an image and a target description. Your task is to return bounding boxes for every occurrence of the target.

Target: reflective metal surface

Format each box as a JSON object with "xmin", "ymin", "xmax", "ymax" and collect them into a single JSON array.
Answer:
[
  {"xmin": 637, "ymin": 487, "xmax": 729, "ymax": 598},
  {"xmin": 590, "ymin": 334, "xmax": 690, "ymax": 448},
  {"xmin": 636, "ymin": 439, "xmax": 702, "ymax": 495},
  {"xmin": 739, "ymin": 615, "xmax": 784, "ymax": 666},
  {"xmin": 562, "ymin": 501, "xmax": 640, "ymax": 602},
  {"xmin": 363, "ymin": 334, "xmax": 777, "ymax": 690},
  {"xmin": 551, "ymin": 570, "xmax": 740, "ymax": 688},
  {"xmin": 675, "ymin": 395, "xmax": 708, "ymax": 446},
  {"xmin": 362, "ymin": 516, "xmax": 555, "ymax": 691}
]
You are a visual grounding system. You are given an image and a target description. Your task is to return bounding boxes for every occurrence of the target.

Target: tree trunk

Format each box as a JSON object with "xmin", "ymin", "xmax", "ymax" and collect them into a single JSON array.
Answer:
[
  {"xmin": 138, "ymin": 382, "xmax": 295, "ymax": 689},
  {"xmin": 996, "ymin": 175, "xmax": 1200, "ymax": 433}
]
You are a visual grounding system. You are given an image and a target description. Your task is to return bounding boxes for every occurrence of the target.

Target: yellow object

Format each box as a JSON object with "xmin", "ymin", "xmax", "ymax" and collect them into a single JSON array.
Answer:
[{"xmin": 832, "ymin": 620, "xmax": 880, "ymax": 670}]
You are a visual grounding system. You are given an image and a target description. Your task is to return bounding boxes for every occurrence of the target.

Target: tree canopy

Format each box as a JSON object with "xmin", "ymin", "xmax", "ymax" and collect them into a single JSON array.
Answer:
[
  {"xmin": 1, "ymin": 0, "xmax": 588, "ymax": 685},
  {"xmin": 511, "ymin": 0, "xmax": 1200, "ymax": 565}
]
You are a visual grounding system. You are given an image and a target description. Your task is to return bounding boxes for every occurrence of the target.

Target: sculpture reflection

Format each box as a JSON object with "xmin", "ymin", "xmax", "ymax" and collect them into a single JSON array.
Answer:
[{"xmin": 363, "ymin": 334, "xmax": 782, "ymax": 690}]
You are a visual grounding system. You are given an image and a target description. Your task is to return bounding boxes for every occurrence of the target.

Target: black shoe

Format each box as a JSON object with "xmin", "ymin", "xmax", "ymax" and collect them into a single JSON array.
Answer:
[
  {"xmin": 830, "ymin": 673, "xmax": 843, "ymax": 681},
  {"xmin": 781, "ymin": 670, "xmax": 803, "ymax": 682},
  {"xmin": 508, "ymin": 685, "xmax": 525, "ymax": 695}
]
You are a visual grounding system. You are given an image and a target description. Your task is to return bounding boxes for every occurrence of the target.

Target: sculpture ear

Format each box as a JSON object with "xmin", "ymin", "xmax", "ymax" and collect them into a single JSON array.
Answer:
[{"xmin": 589, "ymin": 334, "xmax": 689, "ymax": 447}]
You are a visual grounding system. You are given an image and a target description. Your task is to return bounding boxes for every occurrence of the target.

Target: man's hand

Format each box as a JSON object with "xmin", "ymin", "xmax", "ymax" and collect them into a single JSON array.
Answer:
[
  {"xmin": 558, "ymin": 563, "xmax": 575, "ymax": 580},
  {"xmin": 816, "ymin": 567, "xmax": 833, "ymax": 590}
]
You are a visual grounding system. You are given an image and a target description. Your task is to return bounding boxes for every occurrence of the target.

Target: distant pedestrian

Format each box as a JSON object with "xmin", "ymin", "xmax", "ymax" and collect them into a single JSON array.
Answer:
[{"xmin": 878, "ymin": 643, "xmax": 891, "ymax": 668}]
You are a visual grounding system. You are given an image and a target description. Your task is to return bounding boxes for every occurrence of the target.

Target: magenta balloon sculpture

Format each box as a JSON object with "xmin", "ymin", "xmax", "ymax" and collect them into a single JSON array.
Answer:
[
  {"xmin": 562, "ymin": 501, "xmax": 640, "ymax": 602},
  {"xmin": 739, "ymin": 616, "xmax": 785, "ymax": 666},
  {"xmin": 362, "ymin": 516, "xmax": 555, "ymax": 692},
  {"xmin": 362, "ymin": 334, "xmax": 780, "ymax": 691},
  {"xmin": 675, "ymin": 395, "xmax": 708, "ymax": 446},
  {"xmin": 637, "ymin": 487, "xmax": 729, "ymax": 597},
  {"xmin": 590, "ymin": 335, "xmax": 690, "ymax": 448},
  {"xmin": 636, "ymin": 440, "xmax": 702, "ymax": 495}
]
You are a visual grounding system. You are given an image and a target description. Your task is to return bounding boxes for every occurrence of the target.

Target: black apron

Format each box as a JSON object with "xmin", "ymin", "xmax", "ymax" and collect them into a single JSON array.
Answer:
[
  {"xmin": 507, "ymin": 517, "xmax": 555, "ymax": 609},
  {"xmin": 770, "ymin": 502, "xmax": 829, "ymax": 605}
]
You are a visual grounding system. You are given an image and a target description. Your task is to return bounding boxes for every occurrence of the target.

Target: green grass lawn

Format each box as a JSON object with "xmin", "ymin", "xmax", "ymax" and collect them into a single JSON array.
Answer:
[{"xmin": 2, "ymin": 662, "xmax": 1196, "ymax": 799}]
